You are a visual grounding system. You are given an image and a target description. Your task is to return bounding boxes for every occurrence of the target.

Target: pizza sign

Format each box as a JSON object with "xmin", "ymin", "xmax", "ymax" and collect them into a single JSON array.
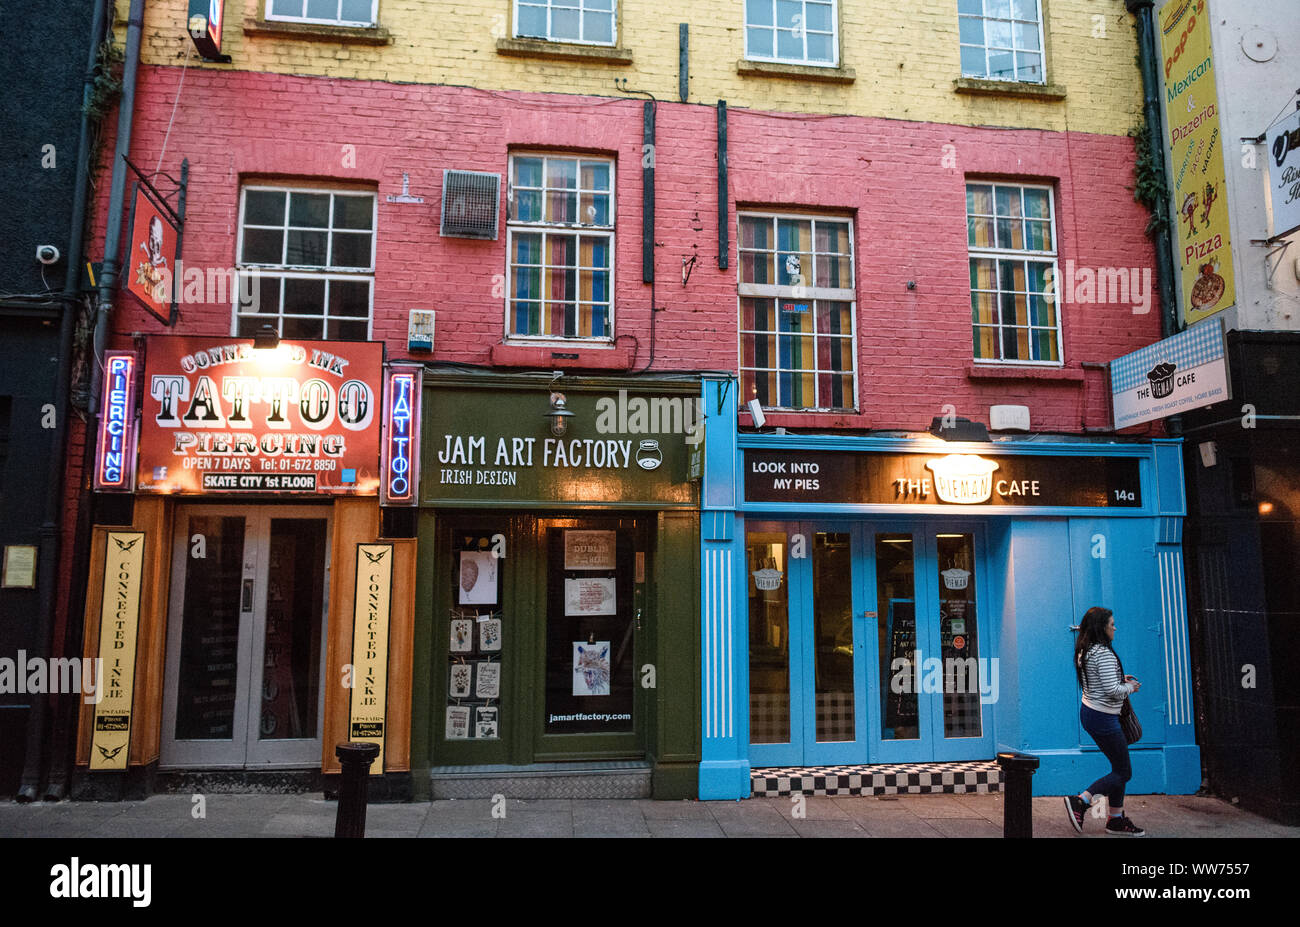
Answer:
[{"xmin": 136, "ymin": 336, "xmax": 384, "ymax": 494}]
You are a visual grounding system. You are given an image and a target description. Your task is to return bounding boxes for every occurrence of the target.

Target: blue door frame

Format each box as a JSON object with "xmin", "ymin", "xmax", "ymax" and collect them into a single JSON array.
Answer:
[{"xmin": 747, "ymin": 518, "xmax": 996, "ymax": 768}]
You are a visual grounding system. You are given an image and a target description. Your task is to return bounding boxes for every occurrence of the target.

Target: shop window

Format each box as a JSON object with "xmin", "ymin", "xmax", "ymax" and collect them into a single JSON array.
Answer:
[
  {"xmin": 958, "ymin": 0, "xmax": 1045, "ymax": 83},
  {"xmin": 506, "ymin": 153, "xmax": 614, "ymax": 341},
  {"xmin": 744, "ymin": 0, "xmax": 839, "ymax": 67},
  {"xmin": 446, "ymin": 533, "xmax": 505, "ymax": 742},
  {"xmin": 235, "ymin": 186, "xmax": 375, "ymax": 341},
  {"xmin": 966, "ymin": 181, "xmax": 1061, "ymax": 364},
  {"xmin": 514, "ymin": 0, "xmax": 617, "ymax": 45},
  {"xmin": 738, "ymin": 212, "xmax": 857, "ymax": 411},
  {"xmin": 266, "ymin": 0, "xmax": 377, "ymax": 27}
]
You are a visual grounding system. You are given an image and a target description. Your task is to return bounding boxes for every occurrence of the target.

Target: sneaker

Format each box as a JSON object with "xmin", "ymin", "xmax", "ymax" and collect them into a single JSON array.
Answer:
[
  {"xmin": 1063, "ymin": 795, "xmax": 1087, "ymax": 833},
  {"xmin": 1105, "ymin": 815, "xmax": 1146, "ymax": 836}
]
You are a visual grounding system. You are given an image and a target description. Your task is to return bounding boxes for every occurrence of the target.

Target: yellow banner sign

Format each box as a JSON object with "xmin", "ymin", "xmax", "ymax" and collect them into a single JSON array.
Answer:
[
  {"xmin": 350, "ymin": 543, "xmax": 393, "ymax": 774},
  {"xmin": 1160, "ymin": 0, "xmax": 1235, "ymax": 326},
  {"xmin": 90, "ymin": 531, "xmax": 145, "ymax": 771}
]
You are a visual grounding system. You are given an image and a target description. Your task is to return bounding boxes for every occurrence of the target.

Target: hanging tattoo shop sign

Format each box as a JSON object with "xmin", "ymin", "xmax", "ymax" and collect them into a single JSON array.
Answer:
[
  {"xmin": 744, "ymin": 450, "xmax": 1143, "ymax": 508},
  {"xmin": 136, "ymin": 336, "xmax": 384, "ymax": 494}
]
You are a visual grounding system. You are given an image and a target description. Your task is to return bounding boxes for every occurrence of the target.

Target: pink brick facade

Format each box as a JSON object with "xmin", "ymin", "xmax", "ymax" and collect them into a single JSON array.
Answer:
[{"xmin": 71, "ymin": 65, "xmax": 1162, "ymax": 537}]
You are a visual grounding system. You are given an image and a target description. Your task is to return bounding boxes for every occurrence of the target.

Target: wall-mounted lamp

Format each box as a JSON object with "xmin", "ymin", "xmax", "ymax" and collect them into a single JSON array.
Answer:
[
  {"xmin": 547, "ymin": 391, "xmax": 575, "ymax": 437},
  {"xmin": 253, "ymin": 323, "xmax": 280, "ymax": 351}
]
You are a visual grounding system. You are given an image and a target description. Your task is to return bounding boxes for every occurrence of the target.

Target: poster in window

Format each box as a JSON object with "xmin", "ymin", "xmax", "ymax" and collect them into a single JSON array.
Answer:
[
  {"xmin": 450, "ymin": 618, "xmax": 473, "ymax": 653},
  {"xmin": 564, "ymin": 577, "xmax": 616, "ymax": 616},
  {"xmin": 446, "ymin": 705, "xmax": 471, "ymax": 740},
  {"xmin": 572, "ymin": 641, "xmax": 611, "ymax": 696},
  {"xmin": 564, "ymin": 530, "xmax": 616, "ymax": 570},
  {"xmin": 479, "ymin": 617, "xmax": 502, "ymax": 652},
  {"xmin": 475, "ymin": 661, "xmax": 500, "ymax": 699},
  {"xmin": 459, "ymin": 551, "xmax": 498, "ymax": 605},
  {"xmin": 476, "ymin": 706, "xmax": 499, "ymax": 739},
  {"xmin": 449, "ymin": 662, "xmax": 472, "ymax": 698}
]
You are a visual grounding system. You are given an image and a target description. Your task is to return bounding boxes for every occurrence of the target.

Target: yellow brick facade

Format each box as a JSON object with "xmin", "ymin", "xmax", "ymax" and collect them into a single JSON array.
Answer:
[{"xmin": 128, "ymin": 0, "xmax": 1141, "ymax": 134}]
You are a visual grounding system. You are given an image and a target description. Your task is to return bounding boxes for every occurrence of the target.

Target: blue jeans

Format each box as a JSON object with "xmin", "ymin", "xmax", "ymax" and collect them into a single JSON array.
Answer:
[{"xmin": 1081, "ymin": 704, "xmax": 1131, "ymax": 808}]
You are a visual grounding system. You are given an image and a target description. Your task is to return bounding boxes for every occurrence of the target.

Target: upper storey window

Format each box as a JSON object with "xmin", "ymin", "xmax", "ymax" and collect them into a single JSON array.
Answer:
[
  {"xmin": 515, "ymin": 0, "xmax": 617, "ymax": 46},
  {"xmin": 744, "ymin": 0, "xmax": 839, "ymax": 67},
  {"xmin": 958, "ymin": 0, "xmax": 1044, "ymax": 84},
  {"xmin": 266, "ymin": 0, "xmax": 378, "ymax": 27}
]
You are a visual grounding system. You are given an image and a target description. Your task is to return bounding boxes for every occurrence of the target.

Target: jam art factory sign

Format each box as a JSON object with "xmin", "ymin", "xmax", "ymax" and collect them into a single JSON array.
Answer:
[
  {"xmin": 745, "ymin": 451, "xmax": 1143, "ymax": 508},
  {"xmin": 424, "ymin": 386, "xmax": 698, "ymax": 506},
  {"xmin": 136, "ymin": 336, "xmax": 383, "ymax": 494}
]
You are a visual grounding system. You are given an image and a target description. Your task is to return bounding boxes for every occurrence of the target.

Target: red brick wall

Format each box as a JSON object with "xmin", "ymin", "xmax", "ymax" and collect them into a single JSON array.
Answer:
[{"xmin": 90, "ymin": 66, "xmax": 1162, "ymax": 434}]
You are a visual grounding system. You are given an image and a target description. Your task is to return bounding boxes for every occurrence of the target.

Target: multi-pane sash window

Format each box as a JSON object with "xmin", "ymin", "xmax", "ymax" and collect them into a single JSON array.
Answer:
[
  {"xmin": 266, "ymin": 0, "xmax": 377, "ymax": 27},
  {"xmin": 966, "ymin": 182, "xmax": 1060, "ymax": 363},
  {"xmin": 236, "ymin": 187, "xmax": 375, "ymax": 341},
  {"xmin": 739, "ymin": 214, "xmax": 856, "ymax": 411},
  {"xmin": 958, "ymin": 0, "xmax": 1044, "ymax": 83},
  {"xmin": 515, "ymin": 0, "xmax": 616, "ymax": 45},
  {"xmin": 507, "ymin": 155, "xmax": 614, "ymax": 340},
  {"xmin": 745, "ymin": 0, "xmax": 838, "ymax": 66}
]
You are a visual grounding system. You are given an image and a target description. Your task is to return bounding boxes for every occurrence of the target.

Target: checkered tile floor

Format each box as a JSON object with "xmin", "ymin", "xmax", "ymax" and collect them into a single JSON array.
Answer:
[{"xmin": 751, "ymin": 761, "xmax": 1002, "ymax": 797}]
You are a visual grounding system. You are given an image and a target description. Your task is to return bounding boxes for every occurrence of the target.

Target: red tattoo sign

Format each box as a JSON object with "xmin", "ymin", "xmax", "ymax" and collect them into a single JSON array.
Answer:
[{"xmin": 136, "ymin": 336, "xmax": 384, "ymax": 495}]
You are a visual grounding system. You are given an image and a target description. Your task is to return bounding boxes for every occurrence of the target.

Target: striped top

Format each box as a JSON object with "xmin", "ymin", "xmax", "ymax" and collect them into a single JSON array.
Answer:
[{"xmin": 1079, "ymin": 644, "xmax": 1135, "ymax": 714}]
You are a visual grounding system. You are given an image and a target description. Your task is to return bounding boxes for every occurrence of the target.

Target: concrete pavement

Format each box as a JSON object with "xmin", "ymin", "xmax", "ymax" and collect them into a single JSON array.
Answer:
[{"xmin": 1, "ymin": 791, "xmax": 1294, "ymax": 838}]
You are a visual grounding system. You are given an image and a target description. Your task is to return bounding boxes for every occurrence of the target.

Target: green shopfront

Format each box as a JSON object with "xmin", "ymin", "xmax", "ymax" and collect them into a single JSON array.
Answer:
[{"xmin": 410, "ymin": 372, "xmax": 703, "ymax": 799}]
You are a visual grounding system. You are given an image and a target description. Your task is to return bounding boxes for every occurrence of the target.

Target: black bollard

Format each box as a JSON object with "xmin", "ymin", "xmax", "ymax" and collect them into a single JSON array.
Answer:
[
  {"xmin": 995, "ymin": 751, "xmax": 1040, "ymax": 838},
  {"xmin": 335, "ymin": 742, "xmax": 381, "ymax": 838}
]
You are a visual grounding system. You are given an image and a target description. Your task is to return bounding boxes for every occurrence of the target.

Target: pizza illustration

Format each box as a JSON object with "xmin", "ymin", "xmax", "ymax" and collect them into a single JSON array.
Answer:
[{"xmin": 1190, "ymin": 262, "xmax": 1225, "ymax": 311}]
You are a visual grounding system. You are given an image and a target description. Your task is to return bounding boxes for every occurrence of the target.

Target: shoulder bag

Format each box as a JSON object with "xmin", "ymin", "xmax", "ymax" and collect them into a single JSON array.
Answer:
[{"xmin": 1115, "ymin": 652, "xmax": 1142, "ymax": 745}]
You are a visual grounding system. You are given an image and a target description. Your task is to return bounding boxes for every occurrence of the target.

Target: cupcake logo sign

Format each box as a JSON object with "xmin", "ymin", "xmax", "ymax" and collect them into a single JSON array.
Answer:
[
  {"xmin": 925, "ymin": 455, "xmax": 999, "ymax": 505},
  {"xmin": 1146, "ymin": 360, "xmax": 1178, "ymax": 399}
]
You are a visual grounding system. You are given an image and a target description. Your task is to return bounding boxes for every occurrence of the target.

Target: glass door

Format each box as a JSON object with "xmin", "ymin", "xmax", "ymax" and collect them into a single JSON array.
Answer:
[
  {"xmin": 161, "ymin": 506, "xmax": 330, "ymax": 768},
  {"xmin": 867, "ymin": 525, "xmax": 994, "ymax": 762},
  {"xmin": 747, "ymin": 522, "xmax": 866, "ymax": 767}
]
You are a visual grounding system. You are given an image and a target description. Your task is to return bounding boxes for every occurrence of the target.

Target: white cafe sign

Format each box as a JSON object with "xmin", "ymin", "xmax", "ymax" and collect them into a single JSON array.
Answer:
[{"xmin": 1268, "ymin": 108, "xmax": 1300, "ymax": 239}]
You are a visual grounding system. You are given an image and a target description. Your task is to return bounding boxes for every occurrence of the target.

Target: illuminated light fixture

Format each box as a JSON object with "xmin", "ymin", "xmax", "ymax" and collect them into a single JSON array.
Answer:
[
  {"xmin": 926, "ymin": 454, "xmax": 999, "ymax": 505},
  {"xmin": 547, "ymin": 391, "xmax": 575, "ymax": 437},
  {"xmin": 1258, "ymin": 502, "xmax": 1275, "ymax": 515},
  {"xmin": 253, "ymin": 323, "xmax": 280, "ymax": 351}
]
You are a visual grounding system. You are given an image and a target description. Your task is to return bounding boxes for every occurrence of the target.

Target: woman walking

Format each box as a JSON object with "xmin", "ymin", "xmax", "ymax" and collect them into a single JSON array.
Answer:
[{"xmin": 1064, "ymin": 606, "xmax": 1146, "ymax": 836}]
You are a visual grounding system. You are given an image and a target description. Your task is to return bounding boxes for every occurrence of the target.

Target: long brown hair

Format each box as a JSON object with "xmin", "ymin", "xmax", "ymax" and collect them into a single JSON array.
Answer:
[{"xmin": 1074, "ymin": 606, "xmax": 1114, "ymax": 688}]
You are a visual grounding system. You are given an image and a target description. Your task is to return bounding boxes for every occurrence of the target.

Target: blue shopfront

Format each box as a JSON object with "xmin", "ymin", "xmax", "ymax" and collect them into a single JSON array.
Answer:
[{"xmin": 696, "ymin": 379, "xmax": 1200, "ymax": 800}]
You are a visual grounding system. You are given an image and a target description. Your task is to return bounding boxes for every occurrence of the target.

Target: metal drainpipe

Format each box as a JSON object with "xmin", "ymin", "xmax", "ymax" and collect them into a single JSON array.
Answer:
[
  {"xmin": 1126, "ymin": 0, "xmax": 1183, "ymax": 438},
  {"xmin": 1126, "ymin": 0, "xmax": 1178, "ymax": 340},
  {"xmin": 88, "ymin": 0, "xmax": 145, "ymax": 414},
  {"xmin": 15, "ymin": 0, "xmax": 112, "ymax": 803}
]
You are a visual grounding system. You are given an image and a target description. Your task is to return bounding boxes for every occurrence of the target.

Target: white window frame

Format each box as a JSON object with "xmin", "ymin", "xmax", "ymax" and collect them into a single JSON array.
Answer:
[
  {"xmin": 743, "ymin": 0, "xmax": 840, "ymax": 68},
  {"xmin": 737, "ymin": 210, "xmax": 858, "ymax": 412},
  {"xmin": 966, "ymin": 181, "xmax": 1062, "ymax": 366},
  {"xmin": 958, "ymin": 0, "xmax": 1046, "ymax": 84},
  {"xmin": 512, "ymin": 0, "xmax": 618, "ymax": 47},
  {"xmin": 234, "ymin": 185, "xmax": 377, "ymax": 341},
  {"xmin": 265, "ymin": 0, "xmax": 378, "ymax": 27},
  {"xmin": 505, "ymin": 153, "xmax": 616, "ymax": 344}
]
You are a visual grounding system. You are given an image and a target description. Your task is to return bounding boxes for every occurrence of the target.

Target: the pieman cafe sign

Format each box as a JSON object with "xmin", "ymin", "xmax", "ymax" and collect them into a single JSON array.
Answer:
[{"xmin": 745, "ymin": 450, "xmax": 1143, "ymax": 508}]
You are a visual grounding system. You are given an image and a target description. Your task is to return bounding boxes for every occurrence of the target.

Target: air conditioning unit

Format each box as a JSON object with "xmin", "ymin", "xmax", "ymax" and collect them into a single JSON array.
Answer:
[{"xmin": 440, "ymin": 170, "xmax": 500, "ymax": 240}]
